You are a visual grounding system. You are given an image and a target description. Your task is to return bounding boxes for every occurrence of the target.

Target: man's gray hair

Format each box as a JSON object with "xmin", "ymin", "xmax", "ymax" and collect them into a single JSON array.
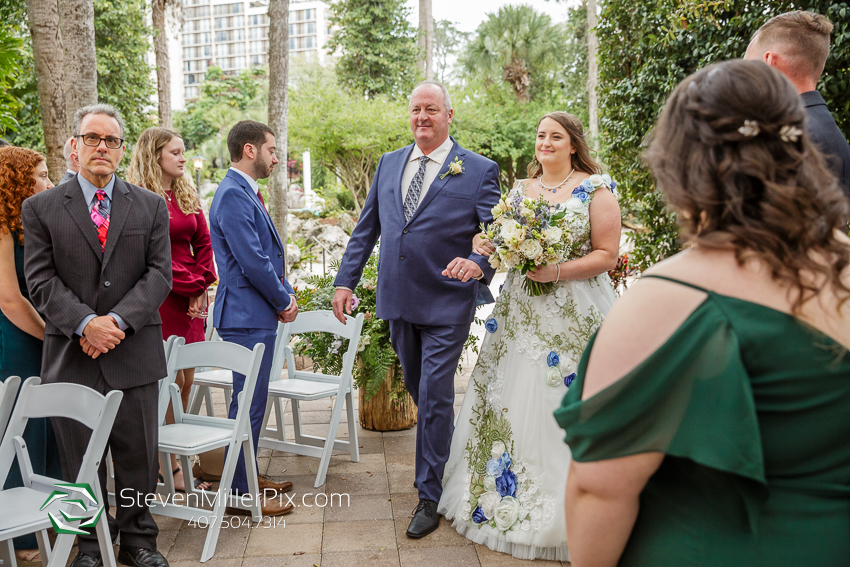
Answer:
[
  {"xmin": 73, "ymin": 103, "xmax": 126, "ymax": 138},
  {"xmin": 411, "ymin": 80, "xmax": 453, "ymax": 113}
]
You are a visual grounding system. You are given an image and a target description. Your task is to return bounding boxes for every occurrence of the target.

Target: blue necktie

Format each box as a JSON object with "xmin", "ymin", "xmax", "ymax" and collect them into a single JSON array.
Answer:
[{"xmin": 403, "ymin": 156, "xmax": 430, "ymax": 222}]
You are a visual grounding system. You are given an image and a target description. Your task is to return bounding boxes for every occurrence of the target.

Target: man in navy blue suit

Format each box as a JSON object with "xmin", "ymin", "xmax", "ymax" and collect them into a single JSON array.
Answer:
[
  {"xmin": 745, "ymin": 10, "xmax": 850, "ymax": 207},
  {"xmin": 333, "ymin": 81, "xmax": 501, "ymax": 538},
  {"xmin": 209, "ymin": 120, "xmax": 297, "ymax": 517}
]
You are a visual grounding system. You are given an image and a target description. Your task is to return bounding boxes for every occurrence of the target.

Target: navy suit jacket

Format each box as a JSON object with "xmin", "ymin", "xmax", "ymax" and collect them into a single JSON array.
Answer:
[
  {"xmin": 802, "ymin": 90, "xmax": 850, "ymax": 204},
  {"xmin": 209, "ymin": 169, "xmax": 294, "ymax": 330},
  {"xmin": 334, "ymin": 138, "xmax": 501, "ymax": 326}
]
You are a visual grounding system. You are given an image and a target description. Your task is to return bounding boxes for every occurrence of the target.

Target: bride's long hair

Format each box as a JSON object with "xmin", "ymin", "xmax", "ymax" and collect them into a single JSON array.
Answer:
[{"xmin": 527, "ymin": 112, "xmax": 601, "ymax": 178}]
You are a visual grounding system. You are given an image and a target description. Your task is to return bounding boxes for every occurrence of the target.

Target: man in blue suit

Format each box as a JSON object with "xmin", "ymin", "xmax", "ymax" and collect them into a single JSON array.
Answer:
[
  {"xmin": 208, "ymin": 120, "xmax": 297, "ymax": 517},
  {"xmin": 332, "ymin": 81, "xmax": 501, "ymax": 538}
]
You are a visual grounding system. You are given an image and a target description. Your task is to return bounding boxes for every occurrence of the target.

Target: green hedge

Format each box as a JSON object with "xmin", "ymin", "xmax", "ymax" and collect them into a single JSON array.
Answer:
[{"xmin": 598, "ymin": 0, "xmax": 850, "ymax": 270}]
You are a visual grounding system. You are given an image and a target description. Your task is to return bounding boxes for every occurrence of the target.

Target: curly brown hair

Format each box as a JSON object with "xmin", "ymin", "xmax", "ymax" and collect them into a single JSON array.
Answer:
[
  {"xmin": 646, "ymin": 60, "xmax": 850, "ymax": 313},
  {"xmin": 0, "ymin": 146, "xmax": 45, "ymax": 245},
  {"xmin": 527, "ymin": 112, "xmax": 601, "ymax": 178}
]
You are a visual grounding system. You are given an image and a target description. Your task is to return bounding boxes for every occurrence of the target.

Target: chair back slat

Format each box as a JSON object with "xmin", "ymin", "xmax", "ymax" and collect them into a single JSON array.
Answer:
[
  {"xmin": 290, "ymin": 311, "xmax": 362, "ymax": 341},
  {"xmin": 0, "ymin": 375, "xmax": 21, "ymax": 439}
]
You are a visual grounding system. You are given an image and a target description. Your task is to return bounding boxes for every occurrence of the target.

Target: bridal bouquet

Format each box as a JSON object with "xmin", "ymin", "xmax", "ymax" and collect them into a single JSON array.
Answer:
[{"xmin": 483, "ymin": 188, "xmax": 581, "ymax": 296}]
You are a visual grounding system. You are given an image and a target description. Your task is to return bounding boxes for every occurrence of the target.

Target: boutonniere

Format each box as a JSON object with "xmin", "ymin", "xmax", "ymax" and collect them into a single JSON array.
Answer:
[{"xmin": 439, "ymin": 156, "xmax": 464, "ymax": 180}]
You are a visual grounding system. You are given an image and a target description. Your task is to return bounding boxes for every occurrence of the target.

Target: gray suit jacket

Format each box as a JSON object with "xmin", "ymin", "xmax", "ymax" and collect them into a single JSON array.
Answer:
[
  {"xmin": 58, "ymin": 170, "xmax": 77, "ymax": 185},
  {"xmin": 22, "ymin": 175, "xmax": 172, "ymax": 389}
]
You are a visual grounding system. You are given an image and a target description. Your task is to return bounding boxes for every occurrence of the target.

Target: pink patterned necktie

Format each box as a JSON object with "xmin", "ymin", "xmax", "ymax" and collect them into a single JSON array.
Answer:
[{"xmin": 90, "ymin": 189, "xmax": 109, "ymax": 251}]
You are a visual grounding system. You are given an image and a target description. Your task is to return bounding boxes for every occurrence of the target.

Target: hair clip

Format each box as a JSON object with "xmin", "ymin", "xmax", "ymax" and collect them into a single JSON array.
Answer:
[
  {"xmin": 738, "ymin": 120, "xmax": 760, "ymax": 137},
  {"xmin": 780, "ymin": 125, "xmax": 803, "ymax": 143}
]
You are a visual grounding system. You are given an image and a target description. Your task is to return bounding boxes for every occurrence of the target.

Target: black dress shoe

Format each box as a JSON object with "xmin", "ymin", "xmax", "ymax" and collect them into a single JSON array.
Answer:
[
  {"xmin": 117, "ymin": 546, "xmax": 169, "ymax": 567},
  {"xmin": 70, "ymin": 552, "xmax": 102, "ymax": 567},
  {"xmin": 406, "ymin": 498, "xmax": 440, "ymax": 538}
]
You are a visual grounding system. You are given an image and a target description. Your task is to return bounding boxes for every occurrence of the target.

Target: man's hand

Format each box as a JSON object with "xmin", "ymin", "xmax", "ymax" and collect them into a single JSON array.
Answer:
[
  {"xmin": 332, "ymin": 288, "xmax": 353, "ymax": 324},
  {"xmin": 278, "ymin": 295, "xmax": 298, "ymax": 323},
  {"xmin": 82, "ymin": 315, "xmax": 125, "ymax": 354},
  {"xmin": 79, "ymin": 337, "xmax": 102, "ymax": 359},
  {"xmin": 442, "ymin": 258, "xmax": 483, "ymax": 283}
]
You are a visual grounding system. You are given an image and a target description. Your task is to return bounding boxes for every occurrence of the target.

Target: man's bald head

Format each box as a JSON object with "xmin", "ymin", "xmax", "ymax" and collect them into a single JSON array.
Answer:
[
  {"xmin": 63, "ymin": 136, "xmax": 79, "ymax": 172},
  {"xmin": 745, "ymin": 11, "xmax": 833, "ymax": 92}
]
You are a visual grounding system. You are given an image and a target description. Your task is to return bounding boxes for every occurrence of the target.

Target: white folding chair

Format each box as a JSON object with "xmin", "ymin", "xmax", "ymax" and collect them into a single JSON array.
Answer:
[
  {"xmin": 0, "ymin": 377, "xmax": 122, "ymax": 567},
  {"xmin": 259, "ymin": 311, "xmax": 364, "ymax": 488},
  {"xmin": 151, "ymin": 338, "xmax": 265, "ymax": 563},
  {"xmin": 0, "ymin": 376, "xmax": 21, "ymax": 440}
]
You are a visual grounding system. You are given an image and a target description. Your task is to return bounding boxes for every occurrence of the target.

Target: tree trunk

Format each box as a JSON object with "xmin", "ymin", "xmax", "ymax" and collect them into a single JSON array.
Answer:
[
  {"xmin": 586, "ymin": 0, "xmax": 599, "ymax": 150},
  {"xmin": 418, "ymin": 0, "xmax": 433, "ymax": 80},
  {"xmin": 358, "ymin": 367, "xmax": 417, "ymax": 431},
  {"xmin": 58, "ymin": 0, "xmax": 97, "ymax": 133},
  {"xmin": 152, "ymin": 0, "xmax": 172, "ymax": 129},
  {"xmin": 268, "ymin": 0, "xmax": 290, "ymax": 270},
  {"xmin": 27, "ymin": 0, "xmax": 67, "ymax": 184}
]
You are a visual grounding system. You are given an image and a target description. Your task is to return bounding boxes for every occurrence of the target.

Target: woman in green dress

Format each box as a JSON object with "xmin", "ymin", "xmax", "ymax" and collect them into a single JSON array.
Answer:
[
  {"xmin": 555, "ymin": 60, "xmax": 850, "ymax": 566},
  {"xmin": 0, "ymin": 146, "xmax": 63, "ymax": 566}
]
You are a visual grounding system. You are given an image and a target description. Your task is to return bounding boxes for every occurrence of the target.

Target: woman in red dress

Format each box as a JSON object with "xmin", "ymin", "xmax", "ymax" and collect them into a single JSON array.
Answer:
[{"xmin": 128, "ymin": 127, "xmax": 217, "ymax": 492}]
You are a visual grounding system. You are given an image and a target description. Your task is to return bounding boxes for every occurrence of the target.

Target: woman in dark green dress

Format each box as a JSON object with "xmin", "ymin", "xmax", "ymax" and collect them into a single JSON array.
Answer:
[
  {"xmin": 0, "ymin": 146, "xmax": 62, "ymax": 565},
  {"xmin": 555, "ymin": 61, "xmax": 850, "ymax": 566}
]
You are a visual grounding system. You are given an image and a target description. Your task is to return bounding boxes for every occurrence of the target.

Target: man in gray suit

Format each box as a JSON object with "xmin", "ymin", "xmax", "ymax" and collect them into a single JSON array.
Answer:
[
  {"xmin": 23, "ymin": 104, "xmax": 172, "ymax": 567},
  {"xmin": 58, "ymin": 136, "xmax": 79, "ymax": 185}
]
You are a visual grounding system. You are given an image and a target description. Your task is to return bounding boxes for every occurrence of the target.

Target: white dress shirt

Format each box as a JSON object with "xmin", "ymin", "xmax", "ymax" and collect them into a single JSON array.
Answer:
[{"xmin": 400, "ymin": 136, "xmax": 455, "ymax": 206}]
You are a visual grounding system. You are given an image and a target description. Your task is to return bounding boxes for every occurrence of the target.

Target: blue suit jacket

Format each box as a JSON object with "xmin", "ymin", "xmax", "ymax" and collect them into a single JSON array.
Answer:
[
  {"xmin": 209, "ymin": 169, "xmax": 294, "ymax": 330},
  {"xmin": 334, "ymin": 139, "xmax": 501, "ymax": 326}
]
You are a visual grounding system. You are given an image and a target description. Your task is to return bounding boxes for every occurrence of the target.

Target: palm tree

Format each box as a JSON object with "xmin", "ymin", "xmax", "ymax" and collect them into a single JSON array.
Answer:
[
  {"xmin": 152, "ymin": 0, "xmax": 181, "ymax": 129},
  {"xmin": 462, "ymin": 5, "xmax": 563, "ymax": 102},
  {"xmin": 267, "ymin": 0, "xmax": 289, "ymax": 242},
  {"xmin": 26, "ymin": 0, "xmax": 67, "ymax": 182},
  {"xmin": 0, "ymin": 29, "xmax": 23, "ymax": 133},
  {"xmin": 58, "ymin": 0, "xmax": 98, "ymax": 131}
]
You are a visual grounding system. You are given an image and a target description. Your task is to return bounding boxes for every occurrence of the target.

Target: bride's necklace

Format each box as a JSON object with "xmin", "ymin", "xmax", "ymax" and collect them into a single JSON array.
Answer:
[{"xmin": 539, "ymin": 168, "xmax": 575, "ymax": 193}]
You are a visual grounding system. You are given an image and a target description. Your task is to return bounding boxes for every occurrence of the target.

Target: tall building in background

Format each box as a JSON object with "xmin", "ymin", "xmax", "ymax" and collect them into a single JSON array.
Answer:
[{"xmin": 177, "ymin": 0, "xmax": 331, "ymax": 109}]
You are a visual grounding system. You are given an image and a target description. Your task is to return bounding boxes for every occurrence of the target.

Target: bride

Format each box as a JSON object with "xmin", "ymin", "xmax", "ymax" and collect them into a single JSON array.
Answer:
[{"xmin": 438, "ymin": 111, "xmax": 621, "ymax": 561}]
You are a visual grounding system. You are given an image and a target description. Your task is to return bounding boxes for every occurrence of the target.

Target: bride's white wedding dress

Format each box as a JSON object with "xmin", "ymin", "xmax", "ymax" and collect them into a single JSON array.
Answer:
[{"xmin": 438, "ymin": 180, "xmax": 618, "ymax": 561}]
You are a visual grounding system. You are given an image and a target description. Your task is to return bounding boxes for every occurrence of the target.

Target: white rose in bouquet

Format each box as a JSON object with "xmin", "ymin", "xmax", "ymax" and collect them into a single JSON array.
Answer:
[
  {"xmin": 519, "ymin": 239, "xmax": 543, "ymax": 260},
  {"xmin": 478, "ymin": 490, "xmax": 502, "ymax": 519},
  {"xmin": 488, "ymin": 255, "xmax": 501, "ymax": 269},
  {"xmin": 500, "ymin": 219, "xmax": 523, "ymax": 241},
  {"xmin": 503, "ymin": 251, "xmax": 521, "ymax": 269},
  {"xmin": 483, "ymin": 475, "xmax": 498, "ymax": 493},
  {"xmin": 589, "ymin": 174, "xmax": 605, "ymax": 187},
  {"xmin": 541, "ymin": 226, "xmax": 562, "ymax": 243},
  {"xmin": 493, "ymin": 496, "xmax": 521, "ymax": 531},
  {"xmin": 565, "ymin": 197, "xmax": 584, "ymax": 213},
  {"xmin": 491, "ymin": 441, "xmax": 506, "ymax": 460}
]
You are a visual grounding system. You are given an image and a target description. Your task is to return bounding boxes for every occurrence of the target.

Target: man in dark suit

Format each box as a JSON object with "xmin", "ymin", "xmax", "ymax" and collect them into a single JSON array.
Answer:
[
  {"xmin": 58, "ymin": 136, "xmax": 80, "ymax": 185},
  {"xmin": 332, "ymin": 81, "xmax": 501, "ymax": 538},
  {"xmin": 746, "ymin": 10, "xmax": 850, "ymax": 204},
  {"xmin": 208, "ymin": 120, "xmax": 297, "ymax": 517},
  {"xmin": 23, "ymin": 104, "xmax": 172, "ymax": 567}
]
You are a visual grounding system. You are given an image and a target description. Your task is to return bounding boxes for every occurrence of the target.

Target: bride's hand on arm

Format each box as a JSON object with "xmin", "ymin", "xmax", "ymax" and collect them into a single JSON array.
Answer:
[{"xmin": 472, "ymin": 233, "xmax": 494, "ymax": 257}]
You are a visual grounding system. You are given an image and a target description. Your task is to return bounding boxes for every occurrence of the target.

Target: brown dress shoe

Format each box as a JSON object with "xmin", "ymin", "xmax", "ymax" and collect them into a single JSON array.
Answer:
[
  {"xmin": 226, "ymin": 496, "xmax": 294, "ymax": 517},
  {"xmin": 258, "ymin": 474, "xmax": 293, "ymax": 494}
]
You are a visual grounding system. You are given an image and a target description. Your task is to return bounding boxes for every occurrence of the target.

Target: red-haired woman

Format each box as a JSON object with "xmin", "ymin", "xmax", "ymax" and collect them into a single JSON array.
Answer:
[{"xmin": 0, "ymin": 146, "xmax": 62, "ymax": 566}]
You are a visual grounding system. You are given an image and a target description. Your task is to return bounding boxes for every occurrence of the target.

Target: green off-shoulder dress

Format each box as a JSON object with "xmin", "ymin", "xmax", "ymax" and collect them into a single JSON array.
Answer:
[{"xmin": 554, "ymin": 275, "xmax": 850, "ymax": 566}]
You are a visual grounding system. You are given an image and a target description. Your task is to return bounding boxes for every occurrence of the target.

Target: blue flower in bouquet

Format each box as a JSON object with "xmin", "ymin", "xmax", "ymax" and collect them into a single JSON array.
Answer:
[
  {"xmin": 486, "ymin": 457, "xmax": 505, "ymax": 477},
  {"xmin": 495, "ymin": 469, "xmax": 517, "ymax": 497},
  {"xmin": 499, "ymin": 451, "xmax": 511, "ymax": 470},
  {"xmin": 472, "ymin": 506, "xmax": 488, "ymax": 524},
  {"xmin": 579, "ymin": 179, "xmax": 593, "ymax": 191},
  {"xmin": 573, "ymin": 190, "xmax": 590, "ymax": 202},
  {"xmin": 564, "ymin": 373, "xmax": 577, "ymax": 387},
  {"xmin": 547, "ymin": 351, "xmax": 560, "ymax": 368},
  {"xmin": 485, "ymin": 318, "xmax": 498, "ymax": 333}
]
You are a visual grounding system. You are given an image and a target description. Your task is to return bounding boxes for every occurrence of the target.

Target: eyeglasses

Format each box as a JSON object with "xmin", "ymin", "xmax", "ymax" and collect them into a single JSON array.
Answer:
[{"xmin": 76, "ymin": 133, "xmax": 124, "ymax": 149}]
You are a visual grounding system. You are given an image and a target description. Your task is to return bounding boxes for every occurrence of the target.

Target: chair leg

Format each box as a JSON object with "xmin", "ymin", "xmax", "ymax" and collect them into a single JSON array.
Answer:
[
  {"xmin": 260, "ymin": 398, "xmax": 275, "ymax": 439},
  {"xmin": 345, "ymin": 391, "xmax": 360, "ymax": 462},
  {"xmin": 1, "ymin": 539, "xmax": 15, "ymax": 567},
  {"xmin": 223, "ymin": 387, "xmax": 232, "ymax": 412},
  {"xmin": 204, "ymin": 387, "xmax": 216, "ymax": 417},
  {"xmin": 46, "ymin": 534, "xmax": 75, "ymax": 567},
  {"xmin": 244, "ymin": 437, "xmax": 262, "ymax": 523},
  {"xmin": 315, "ymin": 396, "xmax": 345, "ymax": 488},
  {"xmin": 188, "ymin": 384, "xmax": 204, "ymax": 415},
  {"xmin": 96, "ymin": 508, "xmax": 117, "ymax": 567},
  {"xmin": 201, "ymin": 441, "xmax": 239, "ymax": 563},
  {"xmin": 275, "ymin": 398, "xmax": 287, "ymax": 441},
  {"xmin": 35, "ymin": 530, "xmax": 52, "ymax": 565},
  {"xmin": 292, "ymin": 400, "xmax": 305, "ymax": 444}
]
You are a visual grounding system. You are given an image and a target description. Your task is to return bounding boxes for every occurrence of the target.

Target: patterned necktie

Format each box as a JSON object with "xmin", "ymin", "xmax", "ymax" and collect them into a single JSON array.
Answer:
[
  {"xmin": 90, "ymin": 189, "xmax": 109, "ymax": 251},
  {"xmin": 403, "ymin": 156, "xmax": 430, "ymax": 222}
]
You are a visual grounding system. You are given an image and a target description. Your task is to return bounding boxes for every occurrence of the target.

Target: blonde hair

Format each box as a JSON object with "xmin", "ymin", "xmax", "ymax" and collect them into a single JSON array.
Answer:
[{"xmin": 127, "ymin": 127, "xmax": 200, "ymax": 215}]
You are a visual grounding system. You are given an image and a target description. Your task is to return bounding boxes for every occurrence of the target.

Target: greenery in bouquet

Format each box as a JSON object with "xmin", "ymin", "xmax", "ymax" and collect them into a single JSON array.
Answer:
[{"xmin": 482, "ymin": 175, "xmax": 615, "ymax": 296}]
